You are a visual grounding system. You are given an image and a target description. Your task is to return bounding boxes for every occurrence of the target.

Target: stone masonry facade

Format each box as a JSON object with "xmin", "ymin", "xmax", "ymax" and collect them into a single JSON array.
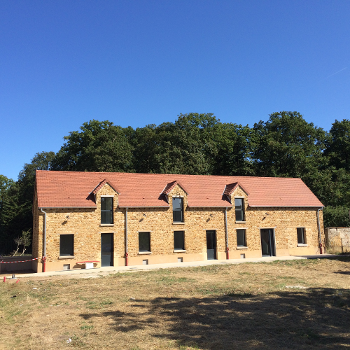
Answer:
[{"xmin": 32, "ymin": 182, "xmax": 324, "ymax": 272}]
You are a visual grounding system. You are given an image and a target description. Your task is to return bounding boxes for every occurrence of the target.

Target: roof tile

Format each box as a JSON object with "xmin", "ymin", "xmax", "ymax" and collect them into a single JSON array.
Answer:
[{"xmin": 35, "ymin": 171, "xmax": 324, "ymax": 209}]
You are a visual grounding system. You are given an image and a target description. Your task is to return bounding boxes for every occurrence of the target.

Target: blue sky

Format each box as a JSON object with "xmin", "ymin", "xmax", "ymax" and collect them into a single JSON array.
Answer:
[{"xmin": 1, "ymin": 0, "xmax": 349, "ymax": 180}]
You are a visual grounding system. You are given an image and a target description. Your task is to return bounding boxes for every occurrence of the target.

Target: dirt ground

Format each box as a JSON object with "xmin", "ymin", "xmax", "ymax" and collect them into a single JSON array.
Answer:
[{"xmin": 1, "ymin": 256, "xmax": 350, "ymax": 350}]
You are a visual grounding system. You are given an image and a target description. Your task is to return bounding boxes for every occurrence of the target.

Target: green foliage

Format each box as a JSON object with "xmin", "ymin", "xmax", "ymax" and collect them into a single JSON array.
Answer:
[
  {"xmin": 323, "ymin": 206, "xmax": 350, "ymax": 228},
  {"xmin": 2, "ymin": 112, "xmax": 350, "ymax": 254},
  {"xmin": 51, "ymin": 120, "xmax": 134, "ymax": 172},
  {"xmin": 0, "ymin": 152, "xmax": 55, "ymax": 254},
  {"xmin": 325, "ymin": 119, "xmax": 350, "ymax": 171},
  {"xmin": 252, "ymin": 111, "xmax": 327, "ymax": 178}
]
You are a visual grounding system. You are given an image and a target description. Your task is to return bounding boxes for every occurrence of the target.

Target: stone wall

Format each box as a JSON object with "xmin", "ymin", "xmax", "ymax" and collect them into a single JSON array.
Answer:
[
  {"xmin": 325, "ymin": 227, "xmax": 350, "ymax": 253},
  {"xmin": 32, "ymin": 183, "xmax": 325, "ymax": 272}
]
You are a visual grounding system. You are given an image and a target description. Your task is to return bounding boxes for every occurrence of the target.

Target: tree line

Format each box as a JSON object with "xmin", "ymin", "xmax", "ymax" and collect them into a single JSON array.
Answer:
[{"xmin": 1, "ymin": 112, "xmax": 349, "ymax": 254}]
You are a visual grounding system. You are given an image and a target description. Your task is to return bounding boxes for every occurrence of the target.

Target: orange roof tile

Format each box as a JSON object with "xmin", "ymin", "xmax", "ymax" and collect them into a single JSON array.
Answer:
[
  {"xmin": 223, "ymin": 182, "xmax": 250, "ymax": 196},
  {"xmin": 35, "ymin": 170, "xmax": 324, "ymax": 209},
  {"xmin": 91, "ymin": 179, "xmax": 120, "ymax": 195}
]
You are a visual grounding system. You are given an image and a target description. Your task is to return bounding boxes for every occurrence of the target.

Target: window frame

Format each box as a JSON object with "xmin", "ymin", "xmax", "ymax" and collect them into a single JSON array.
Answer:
[
  {"xmin": 234, "ymin": 197, "xmax": 245, "ymax": 222},
  {"xmin": 174, "ymin": 231, "xmax": 185, "ymax": 251},
  {"xmin": 139, "ymin": 232, "xmax": 151, "ymax": 253},
  {"xmin": 59, "ymin": 234, "xmax": 74, "ymax": 257},
  {"xmin": 297, "ymin": 227, "xmax": 307, "ymax": 245},
  {"xmin": 236, "ymin": 229, "xmax": 247, "ymax": 248},
  {"xmin": 101, "ymin": 196, "xmax": 114, "ymax": 225},
  {"xmin": 173, "ymin": 197, "xmax": 184, "ymax": 223}
]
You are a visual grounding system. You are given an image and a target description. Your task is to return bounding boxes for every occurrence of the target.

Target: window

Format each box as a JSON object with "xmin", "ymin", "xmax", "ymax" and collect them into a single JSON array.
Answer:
[
  {"xmin": 60, "ymin": 234, "xmax": 74, "ymax": 256},
  {"xmin": 101, "ymin": 197, "xmax": 113, "ymax": 224},
  {"xmin": 173, "ymin": 197, "xmax": 184, "ymax": 222},
  {"xmin": 235, "ymin": 198, "xmax": 245, "ymax": 221},
  {"xmin": 297, "ymin": 228, "xmax": 306, "ymax": 245},
  {"xmin": 237, "ymin": 229, "xmax": 247, "ymax": 247},
  {"xmin": 174, "ymin": 231, "xmax": 185, "ymax": 250},
  {"xmin": 139, "ymin": 232, "xmax": 151, "ymax": 252}
]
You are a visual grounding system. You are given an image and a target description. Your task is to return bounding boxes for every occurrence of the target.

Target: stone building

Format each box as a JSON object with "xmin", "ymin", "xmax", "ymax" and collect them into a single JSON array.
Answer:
[{"xmin": 32, "ymin": 170, "xmax": 324, "ymax": 272}]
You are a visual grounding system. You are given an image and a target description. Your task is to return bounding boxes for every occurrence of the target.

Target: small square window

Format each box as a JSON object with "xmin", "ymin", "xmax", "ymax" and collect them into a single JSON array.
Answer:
[
  {"xmin": 101, "ymin": 197, "xmax": 113, "ymax": 224},
  {"xmin": 60, "ymin": 234, "xmax": 74, "ymax": 256},
  {"xmin": 173, "ymin": 197, "xmax": 184, "ymax": 222},
  {"xmin": 174, "ymin": 231, "xmax": 185, "ymax": 250},
  {"xmin": 237, "ymin": 229, "xmax": 246, "ymax": 247},
  {"xmin": 235, "ymin": 198, "xmax": 245, "ymax": 221},
  {"xmin": 139, "ymin": 232, "xmax": 151, "ymax": 252},
  {"xmin": 297, "ymin": 228, "xmax": 306, "ymax": 244}
]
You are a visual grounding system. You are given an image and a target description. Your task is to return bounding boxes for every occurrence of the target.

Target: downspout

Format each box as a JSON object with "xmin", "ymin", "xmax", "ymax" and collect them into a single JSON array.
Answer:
[
  {"xmin": 317, "ymin": 208, "xmax": 323, "ymax": 254},
  {"xmin": 225, "ymin": 207, "xmax": 229, "ymax": 259},
  {"xmin": 125, "ymin": 208, "xmax": 128, "ymax": 266},
  {"xmin": 40, "ymin": 208, "xmax": 47, "ymax": 272}
]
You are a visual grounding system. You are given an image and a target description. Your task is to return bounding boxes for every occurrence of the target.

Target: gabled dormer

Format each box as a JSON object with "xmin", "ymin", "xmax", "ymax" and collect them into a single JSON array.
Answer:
[
  {"xmin": 223, "ymin": 182, "xmax": 249, "ymax": 222},
  {"xmin": 223, "ymin": 182, "xmax": 249, "ymax": 204},
  {"xmin": 161, "ymin": 181, "xmax": 188, "ymax": 223},
  {"xmin": 91, "ymin": 179, "xmax": 120, "ymax": 226}
]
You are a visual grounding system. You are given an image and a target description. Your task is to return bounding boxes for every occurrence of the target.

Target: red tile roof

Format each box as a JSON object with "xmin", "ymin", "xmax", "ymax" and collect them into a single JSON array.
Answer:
[
  {"xmin": 91, "ymin": 179, "xmax": 120, "ymax": 195},
  {"xmin": 35, "ymin": 170, "xmax": 324, "ymax": 209},
  {"xmin": 161, "ymin": 181, "xmax": 188, "ymax": 195},
  {"xmin": 223, "ymin": 182, "xmax": 250, "ymax": 196}
]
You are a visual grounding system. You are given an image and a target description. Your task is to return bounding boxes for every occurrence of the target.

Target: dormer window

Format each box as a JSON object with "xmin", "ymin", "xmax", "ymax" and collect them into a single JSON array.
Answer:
[
  {"xmin": 173, "ymin": 197, "xmax": 184, "ymax": 222},
  {"xmin": 235, "ymin": 198, "xmax": 245, "ymax": 221},
  {"xmin": 101, "ymin": 197, "xmax": 113, "ymax": 224}
]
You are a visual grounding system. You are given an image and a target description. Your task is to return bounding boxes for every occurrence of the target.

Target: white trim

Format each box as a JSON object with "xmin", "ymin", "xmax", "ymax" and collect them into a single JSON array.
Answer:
[
  {"xmin": 236, "ymin": 246, "xmax": 248, "ymax": 250},
  {"xmin": 235, "ymin": 221, "xmax": 247, "ymax": 224},
  {"xmin": 138, "ymin": 251, "xmax": 151, "ymax": 255},
  {"xmin": 39, "ymin": 206, "xmax": 96, "ymax": 209},
  {"xmin": 187, "ymin": 205, "xmax": 232, "ymax": 208},
  {"xmin": 173, "ymin": 222, "xmax": 185, "ymax": 225},
  {"xmin": 297, "ymin": 244, "xmax": 308, "ymax": 247},
  {"xmin": 101, "ymin": 195, "xmax": 114, "ymax": 198},
  {"xmin": 119, "ymin": 206, "xmax": 169, "ymax": 208},
  {"xmin": 100, "ymin": 224, "xmax": 114, "ymax": 227},
  {"xmin": 58, "ymin": 256, "xmax": 75, "ymax": 259},
  {"xmin": 235, "ymin": 227, "xmax": 248, "ymax": 230},
  {"xmin": 249, "ymin": 205, "xmax": 324, "ymax": 208},
  {"xmin": 173, "ymin": 249, "xmax": 186, "ymax": 253},
  {"xmin": 234, "ymin": 196, "xmax": 245, "ymax": 199}
]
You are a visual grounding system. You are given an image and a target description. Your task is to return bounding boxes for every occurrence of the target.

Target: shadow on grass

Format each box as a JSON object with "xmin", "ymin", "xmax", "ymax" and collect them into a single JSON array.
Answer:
[
  {"xmin": 80, "ymin": 288, "xmax": 350, "ymax": 349},
  {"xmin": 335, "ymin": 271, "xmax": 350, "ymax": 275}
]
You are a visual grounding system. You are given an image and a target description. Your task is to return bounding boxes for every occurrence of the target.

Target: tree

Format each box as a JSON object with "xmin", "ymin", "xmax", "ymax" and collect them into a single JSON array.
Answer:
[
  {"xmin": 0, "ymin": 152, "xmax": 55, "ymax": 255},
  {"xmin": 212, "ymin": 122, "xmax": 254, "ymax": 176},
  {"xmin": 324, "ymin": 119, "xmax": 350, "ymax": 171},
  {"xmin": 252, "ymin": 111, "xmax": 327, "ymax": 178},
  {"xmin": 12, "ymin": 229, "xmax": 32, "ymax": 256},
  {"xmin": 0, "ymin": 175, "xmax": 16, "ymax": 254},
  {"xmin": 51, "ymin": 120, "xmax": 134, "ymax": 172},
  {"xmin": 132, "ymin": 114, "xmax": 221, "ymax": 175}
]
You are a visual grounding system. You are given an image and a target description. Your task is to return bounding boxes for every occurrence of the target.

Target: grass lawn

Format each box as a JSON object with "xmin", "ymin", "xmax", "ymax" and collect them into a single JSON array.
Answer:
[{"xmin": 1, "ymin": 257, "xmax": 350, "ymax": 349}]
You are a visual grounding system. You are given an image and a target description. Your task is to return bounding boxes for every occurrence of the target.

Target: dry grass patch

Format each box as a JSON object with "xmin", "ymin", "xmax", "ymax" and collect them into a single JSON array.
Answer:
[{"xmin": 1, "ymin": 257, "xmax": 350, "ymax": 349}]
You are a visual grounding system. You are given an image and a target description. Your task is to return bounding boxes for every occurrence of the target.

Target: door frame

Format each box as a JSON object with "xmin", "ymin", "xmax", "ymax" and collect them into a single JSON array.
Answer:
[
  {"xmin": 101, "ymin": 233, "xmax": 114, "ymax": 267},
  {"xmin": 260, "ymin": 228, "xmax": 276, "ymax": 257},
  {"xmin": 206, "ymin": 230, "xmax": 217, "ymax": 260}
]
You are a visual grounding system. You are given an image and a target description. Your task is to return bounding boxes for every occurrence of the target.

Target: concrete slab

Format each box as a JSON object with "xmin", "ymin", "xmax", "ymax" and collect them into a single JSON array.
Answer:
[{"xmin": 1, "ymin": 254, "xmax": 340, "ymax": 279}]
